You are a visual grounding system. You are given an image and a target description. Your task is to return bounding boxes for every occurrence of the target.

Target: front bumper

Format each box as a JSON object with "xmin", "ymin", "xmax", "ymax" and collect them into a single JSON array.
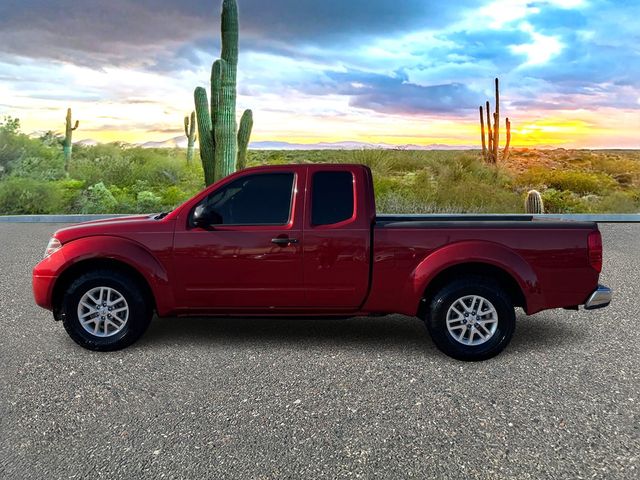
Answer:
[
  {"xmin": 33, "ymin": 273, "xmax": 56, "ymax": 310},
  {"xmin": 584, "ymin": 284, "xmax": 612, "ymax": 310}
]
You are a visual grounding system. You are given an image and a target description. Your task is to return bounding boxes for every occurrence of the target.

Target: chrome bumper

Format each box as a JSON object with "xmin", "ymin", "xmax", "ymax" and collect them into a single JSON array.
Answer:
[{"xmin": 584, "ymin": 284, "xmax": 612, "ymax": 310}]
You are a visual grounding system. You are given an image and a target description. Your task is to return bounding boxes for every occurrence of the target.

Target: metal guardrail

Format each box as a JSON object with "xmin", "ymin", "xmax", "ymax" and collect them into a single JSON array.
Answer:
[
  {"xmin": 533, "ymin": 214, "xmax": 640, "ymax": 223},
  {"xmin": 1, "ymin": 213, "xmax": 639, "ymax": 223},
  {"xmin": 0, "ymin": 214, "xmax": 132, "ymax": 223}
]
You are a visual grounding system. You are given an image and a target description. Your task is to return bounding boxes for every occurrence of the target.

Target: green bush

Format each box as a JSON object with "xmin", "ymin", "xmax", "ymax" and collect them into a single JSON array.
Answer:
[
  {"xmin": 0, "ymin": 117, "xmax": 67, "ymax": 179},
  {"xmin": 410, "ymin": 155, "xmax": 521, "ymax": 213},
  {"xmin": 160, "ymin": 186, "xmax": 190, "ymax": 209},
  {"xmin": 57, "ymin": 179, "xmax": 85, "ymax": 213},
  {"xmin": 79, "ymin": 182, "xmax": 118, "ymax": 214},
  {"xmin": 540, "ymin": 189, "xmax": 586, "ymax": 213},
  {"xmin": 0, "ymin": 177, "xmax": 63, "ymax": 214},
  {"xmin": 595, "ymin": 192, "xmax": 639, "ymax": 213},
  {"xmin": 10, "ymin": 154, "xmax": 66, "ymax": 181},
  {"xmin": 136, "ymin": 191, "xmax": 162, "ymax": 212},
  {"xmin": 518, "ymin": 168, "xmax": 616, "ymax": 195},
  {"xmin": 347, "ymin": 149, "xmax": 394, "ymax": 176},
  {"xmin": 1, "ymin": 124, "xmax": 637, "ymax": 216}
]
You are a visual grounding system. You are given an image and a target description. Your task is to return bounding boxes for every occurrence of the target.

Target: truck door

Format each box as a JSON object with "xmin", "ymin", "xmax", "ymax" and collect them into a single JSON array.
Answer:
[
  {"xmin": 173, "ymin": 169, "xmax": 305, "ymax": 310},
  {"xmin": 303, "ymin": 166, "xmax": 372, "ymax": 308}
]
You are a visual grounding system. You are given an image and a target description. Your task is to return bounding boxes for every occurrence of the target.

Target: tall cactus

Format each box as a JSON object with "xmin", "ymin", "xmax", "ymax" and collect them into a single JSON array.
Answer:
[
  {"xmin": 504, "ymin": 117, "xmax": 511, "ymax": 161},
  {"xmin": 237, "ymin": 109, "xmax": 253, "ymax": 170},
  {"xmin": 525, "ymin": 190, "xmax": 544, "ymax": 214},
  {"xmin": 184, "ymin": 111, "xmax": 197, "ymax": 164},
  {"xmin": 63, "ymin": 108, "xmax": 79, "ymax": 165},
  {"xmin": 479, "ymin": 106, "xmax": 486, "ymax": 158},
  {"xmin": 479, "ymin": 78, "xmax": 511, "ymax": 164},
  {"xmin": 194, "ymin": 0, "xmax": 253, "ymax": 185}
]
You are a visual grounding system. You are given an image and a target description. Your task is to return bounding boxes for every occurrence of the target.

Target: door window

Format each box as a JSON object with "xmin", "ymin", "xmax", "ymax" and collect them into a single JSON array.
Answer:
[
  {"xmin": 311, "ymin": 171, "xmax": 354, "ymax": 226},
  {"xmin": 193, "ymin": 173, "xmax": 294, "ymax": 226}
]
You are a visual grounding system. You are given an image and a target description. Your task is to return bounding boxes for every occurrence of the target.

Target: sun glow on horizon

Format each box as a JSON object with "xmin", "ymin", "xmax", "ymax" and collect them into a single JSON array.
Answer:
[{"xmin": 9, "ymin": 106, "xmax": 640, "ymax": 150}]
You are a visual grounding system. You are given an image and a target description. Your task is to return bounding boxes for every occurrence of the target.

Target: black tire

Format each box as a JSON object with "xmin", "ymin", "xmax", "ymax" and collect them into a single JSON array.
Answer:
[
  {"xmin": 424, "ymin": 275, "xmax": 515, "ymax": 361},
  {"xmin": 60, "ymin": 269, "xmax": 152, "ymax": 351}
]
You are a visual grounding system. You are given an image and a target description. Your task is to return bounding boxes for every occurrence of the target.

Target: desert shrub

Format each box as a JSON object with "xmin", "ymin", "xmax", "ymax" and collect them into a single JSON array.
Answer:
[
  {"xmin": 105, "ymin": 185, "xmax": 136, "ymax": 213},
  {"xmin": 377, "ymin": 192, "xmax": 470, "ymax": 214},
  {"xmin": 2, "ymin": 141, "xmax": 637, "ymax": 215},
  {"xmin": 69, "ymin": 145, "xmax": 132, "ymax": 186},
  {"xmin": 540, "ymin": 189, "xmax": 585, "ymax": 213},
  {"xmin": 587, "ymin": 156, "xmax": 640, "ymax": 188},
  {"xmin": 9, "ymin": 153, "xmax": 66, "ymax": 181},
  {"xmin": 253, "ymin": 151, "xmax": 290, "ymax": 166},
  {"xmin": 409, "ymin": 155, "xmax": 521, "ymax": 213},
  {"xmin": 348, "ymin": 149, "xmax": 394, "ymax": 176},
  {"xmin": 79, "ymin": 182, "xmax": 118, "ymax": 214},
  {"xmin": 57, "ymin": 179, "xmax": 85, "ymax": 213},
  {"xmin": 132, "ymin": 149, "xmax": 183, "ymax": 186},
  {"xmin": 428, "ymin": 179, "xmax": 521, "ymax": 212},
  {"xmin": 0, "ymin": 117, "xmax": 67, "ymax": 179},
  {"xmin": 518, "ymin": 168, "xmax": 616, "ymax": 195},
  {"xmin": 160, "ymin": 186, "xmax": 190, "ymax": 208},
  {"xmin": 0, "ymin": 177, "xmax": 63, "ymax": 214},
  {"xmin": 136, "ymin": 191, "xmax": 162, "ymax": 212},
  {"xmin": 594, "ymin": 192, "xmax": 639, "ymax": 213}
]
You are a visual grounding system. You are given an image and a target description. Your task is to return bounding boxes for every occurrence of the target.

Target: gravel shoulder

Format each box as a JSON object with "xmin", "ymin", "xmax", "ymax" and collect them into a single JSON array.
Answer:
[{"xmin": 1, "ymin": 223, "xmax": 638, "ymax": 479}]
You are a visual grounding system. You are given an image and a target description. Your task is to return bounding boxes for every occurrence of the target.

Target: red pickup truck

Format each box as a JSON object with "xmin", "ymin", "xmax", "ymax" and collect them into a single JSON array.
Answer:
[{"xmin": 33, "ymin": 164, "xmax": 611, "ymax": 360}]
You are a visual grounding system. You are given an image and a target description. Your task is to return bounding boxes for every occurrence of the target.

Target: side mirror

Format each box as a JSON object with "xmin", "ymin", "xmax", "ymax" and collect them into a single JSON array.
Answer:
[{"xmin": 192, "ymin": 204, "xmax": 223, "ymax": 229}]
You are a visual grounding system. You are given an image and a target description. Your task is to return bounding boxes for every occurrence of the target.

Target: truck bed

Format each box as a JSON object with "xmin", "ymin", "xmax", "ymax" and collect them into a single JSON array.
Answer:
[
  {"xmin": 367, "ymin": 214, "xmax": 599, "ymax": 316},
  {"xmin": 375, "ymin": 214, "xmax": 595, "ymax": 229}
]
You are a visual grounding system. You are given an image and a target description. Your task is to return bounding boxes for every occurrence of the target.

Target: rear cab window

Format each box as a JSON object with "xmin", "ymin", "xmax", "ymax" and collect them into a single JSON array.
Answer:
[{"xmin": 311, "ymin": 171, "xmax": 355, "ymax": 226}]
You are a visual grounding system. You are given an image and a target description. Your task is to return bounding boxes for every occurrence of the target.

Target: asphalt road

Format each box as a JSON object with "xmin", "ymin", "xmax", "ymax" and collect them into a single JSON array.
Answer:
[{"xmin": 1, "ymin": 223, "xmax": 638, "ymax": 479}]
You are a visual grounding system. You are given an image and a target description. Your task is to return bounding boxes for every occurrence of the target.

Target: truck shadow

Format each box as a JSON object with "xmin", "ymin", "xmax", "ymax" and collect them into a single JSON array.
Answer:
[
  {"xmin": 509, "ymin": 314, "xmax": 588, "ymax": 353},
  {"xmin": 139, "ymin": 313, "xmax": 585, "ymax": 354},
  {"xmin": 140, "ymin": 314, "xmax": 433, "ymax": 354}
]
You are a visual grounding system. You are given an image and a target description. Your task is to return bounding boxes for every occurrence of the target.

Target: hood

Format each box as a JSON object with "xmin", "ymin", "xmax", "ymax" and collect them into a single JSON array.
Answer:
[
  {"xmin": 54, "ymin": 214, "xmax": 162, "ymax": 243},
  {"xmin": 68, "ymin": 214, "xmax": 153, "ymax": 227}
]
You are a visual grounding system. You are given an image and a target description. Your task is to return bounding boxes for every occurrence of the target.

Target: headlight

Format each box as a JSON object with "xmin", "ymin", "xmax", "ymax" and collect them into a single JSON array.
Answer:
[{"xmin": 44, "ymin": 237, "xmax": 62, "ymax": 258}]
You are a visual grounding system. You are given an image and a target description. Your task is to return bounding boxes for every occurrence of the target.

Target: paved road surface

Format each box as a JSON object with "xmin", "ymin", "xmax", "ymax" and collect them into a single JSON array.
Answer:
[{"xmin": 1, "ymin": 223, "xmax": 638, "ymax": 479}]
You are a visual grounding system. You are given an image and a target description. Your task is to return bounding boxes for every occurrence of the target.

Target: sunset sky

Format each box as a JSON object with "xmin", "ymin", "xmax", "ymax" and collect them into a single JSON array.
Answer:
[{"xmin": 0, "ymin": 0, "xmax": 639, "ymax": 148}]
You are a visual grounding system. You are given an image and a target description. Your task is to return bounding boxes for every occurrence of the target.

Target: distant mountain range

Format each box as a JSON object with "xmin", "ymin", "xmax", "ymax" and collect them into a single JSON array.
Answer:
[
  {"xmin": 246, "ymin": 140, "xmax": 476, "ymax": 150},
  {"xmin": 74, "ymin": 135, "xmax": 477, "ymax": 150}
]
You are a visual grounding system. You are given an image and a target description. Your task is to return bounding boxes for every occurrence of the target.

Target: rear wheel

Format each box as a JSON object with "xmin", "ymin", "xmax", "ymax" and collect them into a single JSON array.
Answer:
[
  {"xmin": 425, "ymin": 276, "xmax": 515, "ymax": 361},
  {"xmin": 60, "ymin": 269, "xmax": 152, "ymax": 351}
]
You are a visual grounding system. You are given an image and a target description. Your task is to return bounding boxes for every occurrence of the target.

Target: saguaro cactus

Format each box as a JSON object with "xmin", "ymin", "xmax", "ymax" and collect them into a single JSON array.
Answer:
[
  {"xmin": 237, "ymin": 109, "xmax": 253, "ymax": 170},
  {"xmin": 479, "ymin": 78, "xmax": 511, "ymax": 164},
  {"xmin": 194, "ymin": 0, "xmax": 253, "ymax": 185},
  {"xmin": 504, "ymin": 117, "xmax": 511, "ymax": 161},
  {"xmin": 184, "ymin": 112, "xmax": 197, "ymax": 164},
  {"xmin": 479, "ymin": 106, "xmax": 486, "ymax": 158},
  {"xmin": 63, "ymin": 108, "xmax": 79, "ymax": 164},
  {"xmin": 525, "ymin": 190, "xmax": 544, "ymax": 214}
]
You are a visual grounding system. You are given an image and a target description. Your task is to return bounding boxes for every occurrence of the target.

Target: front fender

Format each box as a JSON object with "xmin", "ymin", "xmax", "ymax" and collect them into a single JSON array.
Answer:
[
  {"xmin": 33, "ymin": 235, "xmax": 174, "ymax": 315},
  {"xmin": 400, "ymin": 240, "xmax": 543, "ymax": 315}
]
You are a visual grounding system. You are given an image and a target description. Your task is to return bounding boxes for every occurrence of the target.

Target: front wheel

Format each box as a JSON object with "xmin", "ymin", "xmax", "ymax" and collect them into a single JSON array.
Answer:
[
  {"xmin": 425, "ymin": 276, "xmax": 516, "ymax": 361},
  {"xmin": 60, "ymin": 269, "xmax": 152, "ymax": 351}
]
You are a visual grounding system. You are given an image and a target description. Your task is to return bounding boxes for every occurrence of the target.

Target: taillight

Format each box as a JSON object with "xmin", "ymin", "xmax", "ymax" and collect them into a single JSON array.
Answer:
[{"xmin": 588, "ymin": 231, "xmax": 602, "ymax": 273}]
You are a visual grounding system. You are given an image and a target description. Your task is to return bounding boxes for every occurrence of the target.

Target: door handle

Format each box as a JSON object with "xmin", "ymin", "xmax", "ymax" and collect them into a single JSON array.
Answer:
[{"xmin": 271, "ymin": 237, "xmax": 298, "ymax": 245}]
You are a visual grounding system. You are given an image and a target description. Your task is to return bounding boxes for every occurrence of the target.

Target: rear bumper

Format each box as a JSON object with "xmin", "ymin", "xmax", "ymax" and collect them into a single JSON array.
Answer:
[{"xmin": 584, "ymin": 284, "xmax": 612, "ymax": 310}]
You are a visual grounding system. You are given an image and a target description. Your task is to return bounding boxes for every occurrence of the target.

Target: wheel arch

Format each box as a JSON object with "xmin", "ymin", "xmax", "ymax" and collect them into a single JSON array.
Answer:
[
  {"xmin": 51, "ymin": 258, "xmax": 156, "ymax": 317},
  {"xmin": 46, "ymin": 235, "xmax": 176, "ymax": 317},
  {"xmin": 417, "ymin": 262, "xmax": 526, "ymax": 319},
  {"xmin": 402, "ymin": 240, "xmax": 542, "ymax": 317}
]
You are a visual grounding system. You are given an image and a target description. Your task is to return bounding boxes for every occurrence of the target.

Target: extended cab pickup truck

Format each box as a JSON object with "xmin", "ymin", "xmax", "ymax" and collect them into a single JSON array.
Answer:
[{"xmin": 33, "ymin": 164, "xmax": 611, "ymax": 360}]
